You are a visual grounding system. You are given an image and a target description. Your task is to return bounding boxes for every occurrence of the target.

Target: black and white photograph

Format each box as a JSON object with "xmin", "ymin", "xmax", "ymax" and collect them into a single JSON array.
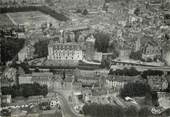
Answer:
[{"xmin": 0, "ymin": 0, "xmax": 170, "ymax": 117}]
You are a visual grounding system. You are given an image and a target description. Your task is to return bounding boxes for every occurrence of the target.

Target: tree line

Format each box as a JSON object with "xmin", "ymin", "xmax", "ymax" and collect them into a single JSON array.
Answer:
[
  {"xmin": 82, "ymin": 103, "xmax": 123, "ymax": 117},
  {"xmin": 1, "ymin": 83, "xmax": 48, "ymax": 98},
  {"xmin": 141, "ymin": 70, "xmax": 164, "ymax": 79},
  {"xmin": 120, "ymin": 81, "xmax": 151, "ymax": 98},
  {"xmin": 109, "ymin": 68, "xmax": 164, "ymax": 78},
  {"xmin": 109, "ymin": 67, "xmax": 140, "ymax": 76},
  {"xmin": 82, "ymin": 103, "xmax": 168, "ymax": 117},
  {"xmin": 1, "ymin": 37, "xmax": 25, "ymax": 65}
]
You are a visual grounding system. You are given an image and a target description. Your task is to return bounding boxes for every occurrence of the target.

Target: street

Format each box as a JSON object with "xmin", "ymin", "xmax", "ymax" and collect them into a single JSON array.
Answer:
[{"xmin": 55, "ymin": 92, "xmax": 84, "ymax": 117}]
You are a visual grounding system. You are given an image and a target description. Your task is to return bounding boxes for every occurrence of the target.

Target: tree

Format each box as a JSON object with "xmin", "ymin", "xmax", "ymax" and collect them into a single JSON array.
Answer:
[
  {"xmin": 120, "ymin": 81, "xmax": 150, "ymax": 98},
  {"xmin": 82, "ymin": 103, "xmax": 124, "ymax": 117},
  {"xmin": 94, "ymin": 31, "xmax": 110, "ymax": 53},
  {"xmin": 124, "ymin": 105, "xmax": 138, "ymax": 117},
  {"xmin": 34, "ymin": 40, "xmax": 49, "ymax": 58},
  {"xmin": 41, "ymin": 85, "xmax": 48, "ymax": 97},
  {"xmin": 101, "ymin": 56, "xmax": 111, "ymax": 68},
  {"xmin": 151, "ymin": 91, "xmax": 159, "ymax": 106},
  {"xmin": 1, "ymin": 37, "xmax": 25, "ymax": 64},
  {"xmin": 109, "ymin": 67, "xmax": 141, "ymax": 76},
  {"xmin": 82, "ymin": 9, "xmax": 88, "ymax": 15},
  {"xmin": 164, "ymin": 108, "xmax": 170, "ymax": 117},
  {"xmin": 134, "ymin": 7, "xmax": 140, "ymax": 16},
  {"xmin": 129, "ymin": 50, "xmax": 142, "ymax": 60},
  {"xmin": 139, "ymin": 107, "xmax": 152, "ymax": 117},
  {"xmin": 20, "ymin": 62, "xmax": 31, "ymax": 74},
  {"xmin": 141, "ymin": 70, "xmax": 164, "ymax": 79},
  {"xmin": 1, "ymin": 84, "xmax": 48, "ymax": 98},
  {"xmin": 108, "ymin": 40, "xmax": 119, "ymax": 59}
]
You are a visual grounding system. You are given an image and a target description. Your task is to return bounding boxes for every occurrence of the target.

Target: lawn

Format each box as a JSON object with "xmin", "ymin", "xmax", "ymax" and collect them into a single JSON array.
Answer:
[
  {"xmin": 7, "ymin": 11, "xmax": 60, "ymax": 29},
  {"xmin": 0, "ymin": 14, "xmax": 13, "ymax": 26}
]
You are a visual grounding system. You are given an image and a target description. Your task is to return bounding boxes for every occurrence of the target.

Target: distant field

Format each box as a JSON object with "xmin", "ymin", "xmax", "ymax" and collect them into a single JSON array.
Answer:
[
  {"xmin": 7, "ymin": 11, "xmax": 60, "ymax": 28},
  {"xmin": 0, "ymin": 14, "xmax": 13, "ymax": 26}
]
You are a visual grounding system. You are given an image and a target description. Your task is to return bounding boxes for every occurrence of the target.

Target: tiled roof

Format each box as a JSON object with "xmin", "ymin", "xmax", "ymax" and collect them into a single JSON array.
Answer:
[
  {"xmin": 48, "ymin": 42, "xmax": 81, "ymax": 50},
  {"xmin": 32, "ymin": 72, "xmax": 53, "ymax": 77},
  {"xmin": 108, "ymin": 75, "xmax": 141, "ymax": 82}
]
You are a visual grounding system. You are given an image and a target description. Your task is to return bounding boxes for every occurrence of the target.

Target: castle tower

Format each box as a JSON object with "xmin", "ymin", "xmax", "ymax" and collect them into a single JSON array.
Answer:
[{"xmin": 85, "ymin": 35, "xmax": 96, "ymax": 61}]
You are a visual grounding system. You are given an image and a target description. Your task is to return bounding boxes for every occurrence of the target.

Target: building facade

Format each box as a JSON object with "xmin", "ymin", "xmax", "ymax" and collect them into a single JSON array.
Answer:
[
  {"xmin": 31, "ymin": 72, "xmax": 53, "ymax": 88},
  {"xmin": 18, "ymin": 74, "xmax": 33, "ymax": 84},
  {"xmin": 18, "ymin": 72, "xmax": 66, "ymax": 89},
  {"xmin": 48, "ymin": 41, "xmax": 83, "ymax": 61},
  {"xmin": 107, "ymin": 75, "xmax": 141, "ymax": 92},
  {"xmin": 119, "ymin": 49, "xmax": 131, "ymax": 60},
  {"xmin": 142, "ymin": 41, "xmax": 162, "ymax": 61},
  {"xmin": 147, "ymin": 75, "xmax": 168, "ymax": 91}
]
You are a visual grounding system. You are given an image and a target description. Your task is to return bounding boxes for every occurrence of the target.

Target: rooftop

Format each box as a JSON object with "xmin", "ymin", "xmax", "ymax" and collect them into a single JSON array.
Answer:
[
  {"xmin": 32, "ymin": 72, "xmax": 53, "ymax": 77},
  {"xmin": 48, "ymin": 41, "xmax": 81, "ymax": 49}
]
